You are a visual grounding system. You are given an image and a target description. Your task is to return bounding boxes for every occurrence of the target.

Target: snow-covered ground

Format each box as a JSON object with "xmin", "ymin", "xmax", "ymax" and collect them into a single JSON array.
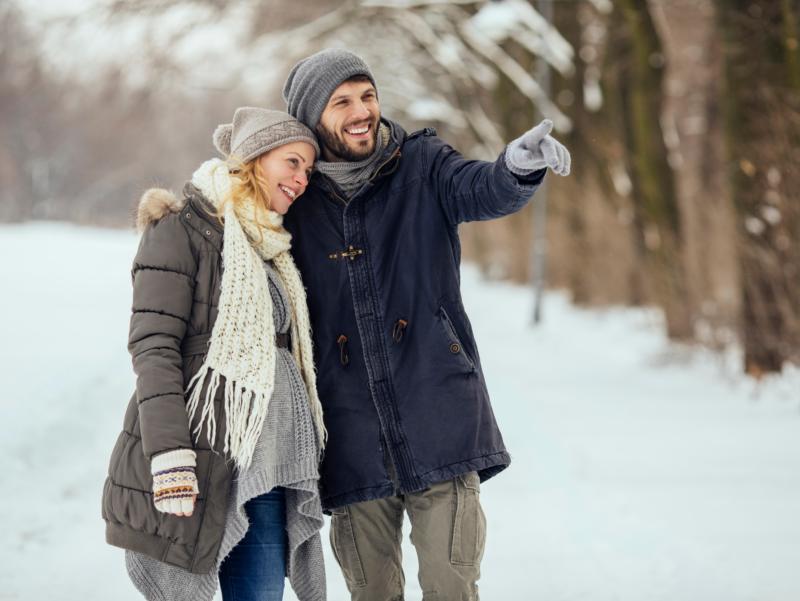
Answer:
[{"xmin": 1, "ymin": 221, "xmax": 798, "ymax": 601}]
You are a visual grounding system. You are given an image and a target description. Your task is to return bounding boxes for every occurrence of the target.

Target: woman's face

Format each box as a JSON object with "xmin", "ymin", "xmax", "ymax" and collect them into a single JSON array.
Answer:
[{"xmin": 257, "ymin": 141, "xmax": 316, "ymax": 215}]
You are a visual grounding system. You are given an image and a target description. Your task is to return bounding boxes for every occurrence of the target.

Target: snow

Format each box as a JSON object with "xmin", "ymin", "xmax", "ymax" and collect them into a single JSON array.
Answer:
[
  {"xmin": 761, "ymin": 206, "xmax": 782, "ymax": 226},
  {"xmin": 405, "ymin": 98, "xmax": 466, "ymax": 125},
  {"xmin": 468, "ymin": 0, "xmax": 574, "ymax": 75},
  {"xmin": 15, "ymin": 0, "xmax": 250, "ymax": 89},
  {"xmin": 745, "ymin": 216, "xmax": 766, "ymax": 236},
  {"xmin": 1, "ymin": 221, "xmax": 798, "ymax": 601}
]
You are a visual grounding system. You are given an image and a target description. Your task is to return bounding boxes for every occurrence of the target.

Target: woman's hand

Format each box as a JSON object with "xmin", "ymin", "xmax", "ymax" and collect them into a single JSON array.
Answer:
[
  {"xmin": 150, "ymin": 448, "xmax": 200, "ymax": 517},
  {"xmin": 177, "ymin": 494, "xmax": 198, "ymax": 517},
  {"xmin": 154, "ymin": 490, "xmax": 198, "ymax": 517}
]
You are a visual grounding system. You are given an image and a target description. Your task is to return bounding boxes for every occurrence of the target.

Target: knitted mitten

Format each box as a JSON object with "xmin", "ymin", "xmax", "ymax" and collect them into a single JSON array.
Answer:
[
  {"xmin": 151, "ymin": 448, "xmax": 199, "ymax": 515},
  {"xmin": 505, "ymin": 119, "xmax": 571, "ymax": 177}
]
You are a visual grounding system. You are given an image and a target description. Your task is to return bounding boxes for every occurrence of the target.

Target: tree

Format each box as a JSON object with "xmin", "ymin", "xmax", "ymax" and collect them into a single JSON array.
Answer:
[{"xmin": 719, "ymin": 0, "xmax": 800, "ymax": 373}]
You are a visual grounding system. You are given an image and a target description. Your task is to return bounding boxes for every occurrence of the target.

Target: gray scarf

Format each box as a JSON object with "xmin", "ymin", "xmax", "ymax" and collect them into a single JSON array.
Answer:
[{"xmin": 315, "ymin": 123, "xmax": 390, "ymax": 198}]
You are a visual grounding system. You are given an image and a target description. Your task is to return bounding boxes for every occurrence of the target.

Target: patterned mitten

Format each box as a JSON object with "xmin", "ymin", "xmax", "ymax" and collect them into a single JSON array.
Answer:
[
  {"xmin": 505, "ymin": 119, "xmax": 571, "ymax": 177},
  {"xmin": 151, "ymin": 448, "xmax": 199, "ymax": 515}
]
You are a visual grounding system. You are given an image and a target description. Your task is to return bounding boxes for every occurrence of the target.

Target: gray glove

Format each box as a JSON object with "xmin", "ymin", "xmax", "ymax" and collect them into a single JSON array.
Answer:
[{"xmin": 505, "ymin": 119, "xmax": 571, "ymax": 177}]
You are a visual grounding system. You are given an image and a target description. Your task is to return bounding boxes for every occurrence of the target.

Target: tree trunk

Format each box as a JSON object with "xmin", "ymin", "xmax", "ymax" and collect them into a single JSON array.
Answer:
[
  {"xmin": 719, "ymin": 0, "xmax": 800, "ymax": 374},
  {"xmin": 611, "ymin": 0, "xmax": 692, "ymax": 339}
]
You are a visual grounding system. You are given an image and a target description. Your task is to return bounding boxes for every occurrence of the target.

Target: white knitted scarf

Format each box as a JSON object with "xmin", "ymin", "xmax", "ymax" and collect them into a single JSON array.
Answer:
[{"xmin": 185, "ymin": 158, "xmax": 326, "ymax": 471}]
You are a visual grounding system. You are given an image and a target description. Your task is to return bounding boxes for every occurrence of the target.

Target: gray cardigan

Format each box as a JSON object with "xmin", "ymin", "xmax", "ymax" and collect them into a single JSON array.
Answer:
[{"xmin": 125, "ymin": 261, "xmax": 326, "ymax": 601}]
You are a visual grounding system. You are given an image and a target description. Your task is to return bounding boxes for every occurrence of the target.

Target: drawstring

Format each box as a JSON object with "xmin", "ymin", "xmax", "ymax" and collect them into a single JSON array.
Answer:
[
  {"xmin": 392, "ymin": 319, "xmax": 408, "ymax": 342},
  {"xmin": 337, "ymin": 335, "xmax": 349, "ymax": 366}
]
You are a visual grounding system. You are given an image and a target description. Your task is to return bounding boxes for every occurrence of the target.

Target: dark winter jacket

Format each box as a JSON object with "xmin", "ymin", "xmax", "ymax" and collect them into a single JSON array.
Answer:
[
  {"xmin": 102, "ymin": 185, "xmax": 234, "ymax": 574},
  {"xmin": 284, "ymin": 119, "xmax": 545, "ymax": 511}
]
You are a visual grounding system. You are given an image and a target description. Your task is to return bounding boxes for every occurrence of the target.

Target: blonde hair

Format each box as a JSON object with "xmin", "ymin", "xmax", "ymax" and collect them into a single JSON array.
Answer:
[{"xmin": 215, "ymin": 155, "xmax": 280, "ymax": 242}]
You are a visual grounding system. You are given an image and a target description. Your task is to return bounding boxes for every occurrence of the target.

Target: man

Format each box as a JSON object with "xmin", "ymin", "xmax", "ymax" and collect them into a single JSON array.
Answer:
[{"xmin": 282, "ymin": 48, "xmax": 570, "ymax": 600}]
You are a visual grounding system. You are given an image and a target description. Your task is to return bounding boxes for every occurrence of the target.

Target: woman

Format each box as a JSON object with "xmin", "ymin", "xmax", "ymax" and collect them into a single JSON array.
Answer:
[{"xmin": 101, "ymin": 107, "xmax": 327, "ymax": 601}]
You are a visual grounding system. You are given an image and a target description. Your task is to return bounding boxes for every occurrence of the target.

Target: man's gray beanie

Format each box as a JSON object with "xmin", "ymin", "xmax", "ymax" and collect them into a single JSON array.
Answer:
[
  {"xmin": 212, "ymin": 107, "xmax": 319, "ymax": 163},
  {"xmin": 282, "ymin": 49, "xmax": 376, "ymax": 129}
]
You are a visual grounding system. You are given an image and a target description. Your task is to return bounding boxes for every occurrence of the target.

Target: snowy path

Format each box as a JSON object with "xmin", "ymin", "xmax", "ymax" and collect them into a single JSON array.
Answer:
[{"xmin": 1, "ymin": 222, "xmax": 798, "ymax": 601}]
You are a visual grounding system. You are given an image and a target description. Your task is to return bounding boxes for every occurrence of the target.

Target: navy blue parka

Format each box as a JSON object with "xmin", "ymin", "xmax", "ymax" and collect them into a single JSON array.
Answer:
[{"xmin": 284, "ymin": 119, "xmax": 545, "ymax": 511}]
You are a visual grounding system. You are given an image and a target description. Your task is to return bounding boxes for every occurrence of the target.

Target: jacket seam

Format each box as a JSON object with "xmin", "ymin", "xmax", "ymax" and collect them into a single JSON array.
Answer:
[
  {"xmin": 343, "ymin": 198, "xmax": 422, "ymax": 491},
  {"xmin": 129, "ymin": 333, "xmax": 181, "ymax": 355},
  {"xmin": 138, "ymin": 391, "xmax": 183, "ymax": 405},
  {"xmin": 415, "ymin": 451, "xmax": 509, "ymax": 480},
  {"xmin": 132, "ymin": 346, "xmax": 179, "ymax": 357},
  {"xmin": 422, "ymin": 137, "xmax": 461, "ymax": 229},
  {"xmin": 188, "ymin": 443, "xmax": 217, "ymax": 571},
  {"xmin": 132, "ymin": 308, "xmax": 189, "ymax": 323},
  {"xmin": 107, "ymin": 478, "xmax": 152, "ymax": 495},
  {"xmin": 322, "ymin": 452, "xmax": 509, "ymax": 507},
  {"xmin": 132, "ymin": 265, "xmax": 195, "ymax": 281},
  {"xmin": 322, "ymin": 482, "xmax": 395, "ymax": 507},
  {"xmin": 107, "ymin": 476, "xmax": 208, "ymax": 502},
  {"xmin": 190, "ymin": 299, "xmax": 216, "ymax": 307},
  {"xmin": 122, "ymin": 429, "xmax": 215, "ymax": 452}
]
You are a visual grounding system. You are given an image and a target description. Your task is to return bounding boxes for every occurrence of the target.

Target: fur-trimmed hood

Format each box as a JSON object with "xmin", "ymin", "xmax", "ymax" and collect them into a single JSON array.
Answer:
[{"xmin": 136, "ymin": 188, "xmax": 185, "ymax": 232}]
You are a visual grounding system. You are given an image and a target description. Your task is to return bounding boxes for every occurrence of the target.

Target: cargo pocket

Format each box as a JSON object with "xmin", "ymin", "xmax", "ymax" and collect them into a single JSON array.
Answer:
[
  {"xmin": 330, "ymin": 507, "xmax": 367, "ymax": 589},
  {"xmin": 450, "ymin": 472, "xmax": 486, "ymax": 567}
]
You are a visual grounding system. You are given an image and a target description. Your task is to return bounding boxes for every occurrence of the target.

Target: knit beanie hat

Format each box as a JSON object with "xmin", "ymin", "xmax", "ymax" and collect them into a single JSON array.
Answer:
[
  {"xmin": 212, "ymin": 107, "xmax": 319, "ymax": 164},
  {"xmin": 282, "ymin": 49, "xmax": 376, "ymax": 129}
]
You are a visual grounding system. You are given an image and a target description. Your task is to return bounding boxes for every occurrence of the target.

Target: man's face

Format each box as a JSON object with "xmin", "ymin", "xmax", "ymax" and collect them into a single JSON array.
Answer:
[{"xmin": 316, "ymin": 79, "xmax": 380, "ymax": 162}]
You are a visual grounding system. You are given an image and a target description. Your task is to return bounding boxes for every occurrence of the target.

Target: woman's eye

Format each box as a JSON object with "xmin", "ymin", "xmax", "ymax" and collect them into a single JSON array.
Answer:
[{"xmin": 288, "ymin": 158, "xmax": 299, "ymax": 166}]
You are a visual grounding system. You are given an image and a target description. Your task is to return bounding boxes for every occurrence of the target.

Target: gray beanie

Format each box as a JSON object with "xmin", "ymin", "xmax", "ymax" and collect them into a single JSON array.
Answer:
[
  {"xmin": 282, "ymin": 49, "xmax": 376, "ymax": 129},
  {"xmin": 212, "ymin": 107, "xmax": 319, "ymax": 163}
]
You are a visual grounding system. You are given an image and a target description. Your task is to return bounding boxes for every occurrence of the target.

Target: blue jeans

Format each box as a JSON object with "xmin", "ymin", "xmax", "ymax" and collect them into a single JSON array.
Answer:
[{"xmin": 219, "ymin": 487, "xmax": 287, "ymax": 601}]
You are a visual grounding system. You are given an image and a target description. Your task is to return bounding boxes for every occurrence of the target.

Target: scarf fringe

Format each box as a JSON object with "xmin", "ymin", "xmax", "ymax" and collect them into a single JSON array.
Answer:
[
  {"xmin": 183, "ymin": 158, "xmax": 326, "ymax": 470},
  {"xmin": 185, "ymin": 364, "xmax": 273, "ymax": 472}
]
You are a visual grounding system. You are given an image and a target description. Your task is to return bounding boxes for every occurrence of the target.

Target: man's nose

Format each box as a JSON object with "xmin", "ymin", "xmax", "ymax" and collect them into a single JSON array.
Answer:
[{"xmin": 350, "ymin": 101, "xmax": 370, "ymax": 121}]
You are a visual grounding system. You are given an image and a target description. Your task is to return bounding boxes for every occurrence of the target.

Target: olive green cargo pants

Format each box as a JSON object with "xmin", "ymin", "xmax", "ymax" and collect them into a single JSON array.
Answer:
[{"xmin": 329, "ymin": 471, "xmax": 486, "ymax": 601}]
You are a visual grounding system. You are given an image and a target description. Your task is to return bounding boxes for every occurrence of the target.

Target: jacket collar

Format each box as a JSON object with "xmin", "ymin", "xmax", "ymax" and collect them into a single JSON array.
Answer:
[
  {"xmin": 178, "ymin": 182, "xmax": 224, "ymax": 251},
  {"xmin": 182, "ymin": 182, "xmax": 223, "ymax": 233}
]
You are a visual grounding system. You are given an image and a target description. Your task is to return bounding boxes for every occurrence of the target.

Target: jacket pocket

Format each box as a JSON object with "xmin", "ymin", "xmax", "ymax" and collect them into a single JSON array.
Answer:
[
  {"xmin": 437, "ymin": 306, "xmax": 476, "ymax": 373},
  {"xmin": 450, "ymin": 471, "xmax": 486, "ymax": 567}
]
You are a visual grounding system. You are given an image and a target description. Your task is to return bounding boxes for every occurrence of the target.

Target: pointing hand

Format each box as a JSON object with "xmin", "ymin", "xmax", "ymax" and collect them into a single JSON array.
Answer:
[{"xmin": 505, "ymin": 119, "xmax": 571, "ymax": 177}]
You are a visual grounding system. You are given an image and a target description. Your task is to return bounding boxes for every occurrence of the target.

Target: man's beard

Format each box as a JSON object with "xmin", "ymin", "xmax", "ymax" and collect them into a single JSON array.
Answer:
[{"xmin": 316, "ymin": 119, "xmax": 380, "ymax": 162}]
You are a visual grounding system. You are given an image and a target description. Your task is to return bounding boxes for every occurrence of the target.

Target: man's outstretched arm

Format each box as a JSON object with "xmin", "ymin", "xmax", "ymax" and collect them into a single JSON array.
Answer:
[{"xmin": 427, "ymin": 119, "xmax": 570, "ymax": 225}]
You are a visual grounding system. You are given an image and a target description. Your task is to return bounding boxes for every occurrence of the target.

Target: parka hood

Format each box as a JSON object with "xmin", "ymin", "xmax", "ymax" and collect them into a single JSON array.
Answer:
[{"xmin": 136, "ymin": 187, "xmax": 185, "ymax": 233}]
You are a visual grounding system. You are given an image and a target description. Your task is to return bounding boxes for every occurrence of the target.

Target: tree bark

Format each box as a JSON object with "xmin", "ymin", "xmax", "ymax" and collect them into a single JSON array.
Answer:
[
  {"xmin": 719, "ymin": 0, "xmax": 800, "ymax": 374},
  {"xmin": 610, "ymin": 0, "xmax": 692, "ymax": 339}
]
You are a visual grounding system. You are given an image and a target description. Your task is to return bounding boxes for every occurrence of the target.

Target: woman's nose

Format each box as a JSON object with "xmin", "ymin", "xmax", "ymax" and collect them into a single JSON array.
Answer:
[{"xmin": 294, "ymin": 172, "xmax": 308, "ymax": 188}]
